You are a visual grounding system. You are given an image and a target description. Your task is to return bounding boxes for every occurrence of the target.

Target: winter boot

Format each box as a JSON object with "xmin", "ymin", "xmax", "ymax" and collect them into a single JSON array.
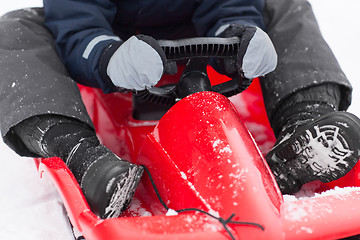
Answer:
[
  {"xmin": 65, "ymin": 136, "xmax": 143, "ymax": 218},
  {"xmin": 13, "ymin": 114, "xmax": 143, "ymax": 218},
  {"xmin": 267, "ymin": 111, "xmax": 360, "ymax": 194},
  {"xmin": 267, "ymin": 84, "xmax": 360, "ymax": 194}
]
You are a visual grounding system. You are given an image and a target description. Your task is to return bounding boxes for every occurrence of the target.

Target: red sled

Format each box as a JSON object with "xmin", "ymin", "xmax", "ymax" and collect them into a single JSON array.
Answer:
[{"xmin": 35, "ymin": 38, "xmax": 360, "ymax": 240}]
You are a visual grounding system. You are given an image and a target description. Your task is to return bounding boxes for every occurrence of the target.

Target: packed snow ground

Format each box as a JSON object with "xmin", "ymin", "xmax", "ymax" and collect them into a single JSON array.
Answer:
[{"xmin": 1, "ymin": 1, "xmax": 360, "ymax": 239}]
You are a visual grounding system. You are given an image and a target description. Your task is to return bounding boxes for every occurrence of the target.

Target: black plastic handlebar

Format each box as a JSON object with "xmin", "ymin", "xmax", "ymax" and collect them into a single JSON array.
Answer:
[
  {"xmin": 158, "ymin": 37, "xmax": 240, "ymax": 60},
  {"xmin": 134, "ymin": 37, "xmax": 244, "ymax": 105}
]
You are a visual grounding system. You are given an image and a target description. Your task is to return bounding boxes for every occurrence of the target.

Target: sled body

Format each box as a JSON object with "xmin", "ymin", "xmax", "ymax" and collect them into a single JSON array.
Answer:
[{"xmin": 37, "ymin": 69, "xmax": 360, "ymax": 239}]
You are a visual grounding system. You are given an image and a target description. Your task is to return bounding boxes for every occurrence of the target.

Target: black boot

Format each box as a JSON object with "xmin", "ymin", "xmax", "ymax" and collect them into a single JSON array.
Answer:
[
  {"xmin": 64, "ymin": 136, "xmax": 143, "ymax": 218},
  {"xmin": 267, "ymin": 111, "xmax": 360, "ymax": 194},
  {"xmin": 267, "ymin": 84, "xmax": 360, "ymax": 194},
  {"xmin": 13, "ymin": 114, "xmax": 143, "ymax": 218}
]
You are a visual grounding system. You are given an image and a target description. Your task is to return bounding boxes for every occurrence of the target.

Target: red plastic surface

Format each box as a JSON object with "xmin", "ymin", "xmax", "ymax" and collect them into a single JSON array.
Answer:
[{"xmin": 35, "ymin": 67, "xmax": 360, "ymax": 239}]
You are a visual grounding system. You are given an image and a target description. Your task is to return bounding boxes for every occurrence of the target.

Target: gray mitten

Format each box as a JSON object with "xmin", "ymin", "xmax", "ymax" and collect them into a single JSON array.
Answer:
[
  {"xmin": 106, "ymin": 35, "xmax": 177, "ymax": 91},
  {"xmin": 215, "ymin": 24, "xmax": 277, "ymax": 80}
]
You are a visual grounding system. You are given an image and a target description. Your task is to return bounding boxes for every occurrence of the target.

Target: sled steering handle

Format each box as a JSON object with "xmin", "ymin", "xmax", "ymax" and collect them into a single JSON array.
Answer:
[
  {"xmin": 158, "ymin": 37, "xmax": 241, "ymax": 60},
  {"xmin": 134, "ymin": 37, "xmax": 243, "ymax": 105}
]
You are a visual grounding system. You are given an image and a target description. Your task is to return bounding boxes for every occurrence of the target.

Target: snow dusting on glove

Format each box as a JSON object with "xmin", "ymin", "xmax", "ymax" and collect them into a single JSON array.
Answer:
[
  {"xmin": 215, "ymin": 24, "xmax": 277, "ymax": 80},
  {"xmin": 106, "ymin": 35, "xmax": 177, "ymax": 91}
]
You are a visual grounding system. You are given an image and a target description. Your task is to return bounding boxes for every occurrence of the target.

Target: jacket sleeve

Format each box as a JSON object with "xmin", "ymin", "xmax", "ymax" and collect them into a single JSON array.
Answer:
[
  {"xmin": 43, "ymin": 0, "xmax": 121, "ymax": 93},
  {"xmin": 193, "ymin": 0, "xmax": 265, "ymax": 37}
]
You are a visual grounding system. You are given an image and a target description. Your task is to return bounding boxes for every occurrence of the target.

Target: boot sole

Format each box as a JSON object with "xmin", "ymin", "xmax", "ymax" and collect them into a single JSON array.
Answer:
[
  {"xmin": 267, "ymin": 112, "xmax": 360, "ymax": 194},
  {"xmin": 81, "ymin": 157, "xmax": 144, "ymax": 218},
  {"xmin": 103, "ymin": 165, "xmax": 144, "ymax": 218}
]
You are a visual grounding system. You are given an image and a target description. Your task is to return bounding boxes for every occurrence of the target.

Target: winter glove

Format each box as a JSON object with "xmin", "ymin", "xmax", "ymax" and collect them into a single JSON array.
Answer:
[
  {"xmin": 106, "ymin": 35, "xmax": 177, "ymax": 91},
  {"xmin": 215, "ymin": 24, "xmax": 277, "ymax": 80}
]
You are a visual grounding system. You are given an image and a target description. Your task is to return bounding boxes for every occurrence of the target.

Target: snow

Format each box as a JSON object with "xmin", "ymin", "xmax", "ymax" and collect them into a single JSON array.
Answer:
[
  {"xmin": 0, "ymin": 146, "xmax": 74, "ymax": 239},
  {"xmin": 1, "ymin": 1, "xmax": 360, "ymax": 239},
  {"xmin": 165, "ymin": 208, "xmax": 178, "ymax": 216},
  {"xmin": 127, "ymin": 198, "xmax": 152, "ymax": 217},
  {"xmin": 284, "ymin": 182, "xmax": 360, "ymax": 202}
]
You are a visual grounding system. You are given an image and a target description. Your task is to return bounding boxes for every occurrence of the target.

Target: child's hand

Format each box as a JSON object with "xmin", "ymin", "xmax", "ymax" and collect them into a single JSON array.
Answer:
[
  {"xmin": 106, "ymin": 35, "xmax": 177, "ymax": 91},
  {"xmin": 215, "ymin": 24, "xmax": 277, "ymax": 80}
]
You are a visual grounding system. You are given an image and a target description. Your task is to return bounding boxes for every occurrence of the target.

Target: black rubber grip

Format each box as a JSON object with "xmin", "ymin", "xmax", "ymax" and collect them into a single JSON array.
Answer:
[{"xmin": 158, "ymin": 37, "xmax": 240, "ymax": 60}]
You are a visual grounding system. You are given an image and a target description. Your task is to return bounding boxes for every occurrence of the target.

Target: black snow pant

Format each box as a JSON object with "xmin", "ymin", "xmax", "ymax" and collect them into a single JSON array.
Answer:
[
  {"xmin": 0, "ymin": 0, "xmax": 353, "ymax": 157},
  {"xmin": 262, "ymin": 0, "xmax": 352, "ymax": 123},
  {"xmin": 0, "ymin": 8, "xmax": 94, "ymax": 156}
]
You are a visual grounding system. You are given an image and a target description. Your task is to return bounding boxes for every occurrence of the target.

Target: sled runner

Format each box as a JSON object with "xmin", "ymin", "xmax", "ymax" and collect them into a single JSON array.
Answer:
[{"xmin": 35, "ymin": 37, "xmax": 360, "ymax": 240}]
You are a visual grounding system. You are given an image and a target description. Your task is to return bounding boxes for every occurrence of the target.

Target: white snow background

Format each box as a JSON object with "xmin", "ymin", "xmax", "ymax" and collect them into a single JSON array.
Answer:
[{"xmin": 0, "ymin": 1, "xmax": 360, "ymax": 239}]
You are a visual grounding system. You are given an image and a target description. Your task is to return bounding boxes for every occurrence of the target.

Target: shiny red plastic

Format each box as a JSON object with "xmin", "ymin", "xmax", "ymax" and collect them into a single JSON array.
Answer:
[{"xmin": 36, "ymin": 68, "xmax": 360, "ymax": 239}]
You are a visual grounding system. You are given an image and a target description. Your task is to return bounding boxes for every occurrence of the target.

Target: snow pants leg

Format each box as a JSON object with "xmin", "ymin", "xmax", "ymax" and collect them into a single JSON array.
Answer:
[
  {"xmin": 0, "ymin": 8, "xmax": 94, "ymax": 156},
  {"xmin": 262, "ymin": 0, "xmax": 352, "ymax": 124}
]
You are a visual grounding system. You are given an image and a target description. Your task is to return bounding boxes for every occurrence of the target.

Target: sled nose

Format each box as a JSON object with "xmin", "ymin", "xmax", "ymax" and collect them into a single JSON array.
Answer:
[{"xmin": 137, "ymin": 91, "xmax": 284, "ymax": 239}]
